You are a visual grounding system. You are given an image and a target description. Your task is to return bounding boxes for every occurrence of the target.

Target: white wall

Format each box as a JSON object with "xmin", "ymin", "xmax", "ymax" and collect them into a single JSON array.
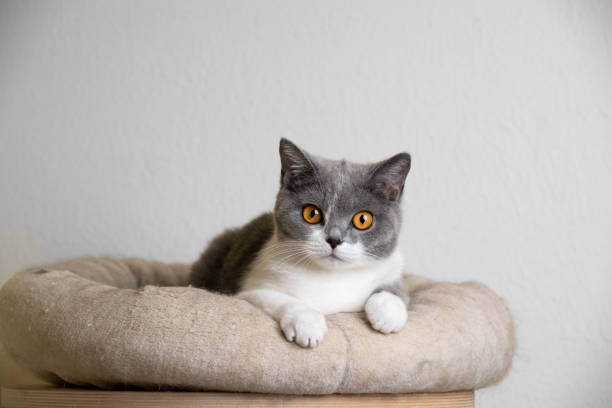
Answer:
[{"xmin": 1, "ymin": 1, "xmax": 611, "ymax": 406}]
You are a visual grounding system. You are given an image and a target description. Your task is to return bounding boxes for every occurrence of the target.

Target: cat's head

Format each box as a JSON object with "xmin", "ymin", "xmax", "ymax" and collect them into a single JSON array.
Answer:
[{"xmin": 273, "ymin": 138, "xmax": 410, "ymax": 269}]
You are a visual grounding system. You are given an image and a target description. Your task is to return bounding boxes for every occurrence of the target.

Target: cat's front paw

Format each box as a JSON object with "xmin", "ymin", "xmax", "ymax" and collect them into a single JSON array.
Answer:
[
  {"xmin": 280, "ymin": 306, "xmax": 328, "ymax": 348},
  {"xmin": 365, "ymin": 291, "xmax": 407, "ymax": 334}
]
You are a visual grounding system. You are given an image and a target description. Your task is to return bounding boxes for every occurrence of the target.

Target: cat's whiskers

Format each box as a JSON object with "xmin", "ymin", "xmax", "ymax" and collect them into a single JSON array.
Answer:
[
  {"xmin": 265, "ymin": 246, "xmax": 313, "ymax": 258},
  {"xmin": 362, "ymin": 250, "xmax": 385, "ymax": 264},
  {"xmin": 274, "ymin": 249, "xmax": 314, "ymax": 266},
  {"xmin": 265, "ymin": 240, "xmax": 320, "ymax": 260},
  {"xmin": 266, "ymin": 240, "xmax": 321, "ymax": 268},
  {"xmin": 266, "ymin": 241, "xmax": 312, "ymax": 250},
  {"xmin": 297, "ymin": 249, "xmax": 317, "ymax": 267}
]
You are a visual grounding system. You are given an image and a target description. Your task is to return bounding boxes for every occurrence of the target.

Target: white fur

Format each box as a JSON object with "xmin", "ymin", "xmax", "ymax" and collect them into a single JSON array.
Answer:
[
  {"xmin": 237, "ymin": 232, "xmax": 406, "ymax": 347},
  {"xmin": 280, "ymin": 304, "xmax": 328, "ymax": 348},
  {"xmin": 365, "ymin": 291, "xmax": 408, "ymax": 333}
]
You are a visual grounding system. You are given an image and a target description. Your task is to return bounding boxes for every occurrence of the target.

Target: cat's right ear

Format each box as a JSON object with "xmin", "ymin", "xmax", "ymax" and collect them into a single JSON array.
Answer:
[
  {"xmin": 279, "ymin": 138, "xmax": 317, "ymax": 190},
  {"xmin": 367, "ymin": 152, "xmax": 411, "ymax": 201}
]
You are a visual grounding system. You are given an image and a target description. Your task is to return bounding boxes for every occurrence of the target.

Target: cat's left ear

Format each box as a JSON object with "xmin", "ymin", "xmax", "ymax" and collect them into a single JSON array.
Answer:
[{"xmin": 368, "ymin": 153, "xmax": 411, "ymax": 201}]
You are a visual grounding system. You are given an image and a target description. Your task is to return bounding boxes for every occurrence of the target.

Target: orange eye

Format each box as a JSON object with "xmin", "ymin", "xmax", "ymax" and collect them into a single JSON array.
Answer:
[
  {"xmin": 302, "ymin": 205, "xmax": 322, "ymax": 224},
  {"xmin": 352, "ymin": 211, "xmax": 373, "ymax": 230}
]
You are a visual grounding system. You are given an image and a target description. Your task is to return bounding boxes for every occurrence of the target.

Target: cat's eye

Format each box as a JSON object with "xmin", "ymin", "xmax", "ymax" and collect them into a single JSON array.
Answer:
[
  {"xmin": 302, "ymin": 205, "xmax": 322, "ymax": 224},
  {"xmin": 352, "ymin": 211, "xmax": 373, "ymax": 230}
]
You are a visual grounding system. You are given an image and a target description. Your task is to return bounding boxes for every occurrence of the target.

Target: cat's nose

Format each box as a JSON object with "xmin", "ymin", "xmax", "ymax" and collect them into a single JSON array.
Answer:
[{"xmin": 326, "ymin": 237, "xmax": 343, "ymax": 249}]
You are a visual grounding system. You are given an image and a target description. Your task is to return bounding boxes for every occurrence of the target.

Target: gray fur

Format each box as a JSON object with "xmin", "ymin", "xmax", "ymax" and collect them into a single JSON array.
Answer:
[
  {"xmin": 190, "ymin": 139, "xmax": 411, "ymax": 294},
  {"xmin": 190, "ymin": 213, "xmax": 274, "ymax": 294},
  {"xmin": 374, "ymin": 280, "xmax": 411, "ymax": 305}
]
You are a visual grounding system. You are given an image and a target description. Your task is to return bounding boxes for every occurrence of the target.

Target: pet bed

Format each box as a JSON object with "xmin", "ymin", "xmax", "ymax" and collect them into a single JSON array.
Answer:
[{"xmin": 0, "ymin": 257, "xmax": 514, "ymax": 394}]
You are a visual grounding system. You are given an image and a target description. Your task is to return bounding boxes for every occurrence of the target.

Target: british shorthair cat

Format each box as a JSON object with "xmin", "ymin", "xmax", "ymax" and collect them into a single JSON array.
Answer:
[{"xmin": 191, "ymin": 138, "xmax": 411, "ymax": 348}]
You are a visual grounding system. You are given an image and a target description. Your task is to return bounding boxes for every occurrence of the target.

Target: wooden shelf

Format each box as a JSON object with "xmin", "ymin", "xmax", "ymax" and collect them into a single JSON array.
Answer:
[{"xmin": 1, "ymin": 386, "xmax": 474, "ymax": 408}]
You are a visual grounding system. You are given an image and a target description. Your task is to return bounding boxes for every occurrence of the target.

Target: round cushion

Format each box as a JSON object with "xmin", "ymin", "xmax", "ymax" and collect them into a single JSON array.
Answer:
[{"xmin": 0, "ymin": 257, "xmax": 514, "ymax": 393}]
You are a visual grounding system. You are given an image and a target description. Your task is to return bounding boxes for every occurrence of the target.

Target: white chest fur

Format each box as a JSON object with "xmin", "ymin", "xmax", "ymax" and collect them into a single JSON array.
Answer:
[{"xmin": 239, "ymin": 238, "xmax": 404, "ymax": 315}]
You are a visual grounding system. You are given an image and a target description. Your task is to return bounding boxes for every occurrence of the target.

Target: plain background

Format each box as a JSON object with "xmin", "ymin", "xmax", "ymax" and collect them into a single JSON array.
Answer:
[{"xmin": 1, "ymin": 1, "xmax": 611, "ymax": 406}]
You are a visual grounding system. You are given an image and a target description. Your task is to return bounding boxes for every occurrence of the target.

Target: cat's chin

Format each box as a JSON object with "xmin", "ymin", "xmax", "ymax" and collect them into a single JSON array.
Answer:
[
  {"xmin": 313, "ymin": 254, "xmax": 365, "ymax": 270},
  {"xmin": 324, "ymin": 254, "xmax": 346, "ymax": 264}
]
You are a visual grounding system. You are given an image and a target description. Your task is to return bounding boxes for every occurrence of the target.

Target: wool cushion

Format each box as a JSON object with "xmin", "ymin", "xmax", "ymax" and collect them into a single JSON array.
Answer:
[{"xmin": 0, "ymin": 257, "xmax": 514, "ymax": 394}]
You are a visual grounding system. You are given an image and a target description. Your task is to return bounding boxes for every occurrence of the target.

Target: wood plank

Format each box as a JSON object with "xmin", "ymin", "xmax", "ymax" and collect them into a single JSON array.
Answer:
[{"xmin": 1, "ymin": 386, "xmax": 474, "ymax": 408}]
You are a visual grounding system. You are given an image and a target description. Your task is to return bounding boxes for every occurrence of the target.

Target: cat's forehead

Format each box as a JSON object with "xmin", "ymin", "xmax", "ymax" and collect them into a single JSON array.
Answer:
[
  {"xmin": 300, "ymin": 157, "xmax": 382, "ymax": 211},
  {"xmin": 314, "ymin": 158, "xmax": 369, "ymax": 191}
]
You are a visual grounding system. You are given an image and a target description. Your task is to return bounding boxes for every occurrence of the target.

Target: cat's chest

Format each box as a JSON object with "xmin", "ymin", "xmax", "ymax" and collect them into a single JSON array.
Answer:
[
  {"xmin": 243, "ymin": 256, "xmax": 403, "ymax": 314},
  {"xmin": 281, "ymin": 268, "xmax": 385, "ymax": 314}
]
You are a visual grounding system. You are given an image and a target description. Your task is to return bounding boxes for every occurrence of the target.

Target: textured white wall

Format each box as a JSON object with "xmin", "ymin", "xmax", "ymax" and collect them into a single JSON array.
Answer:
[{"xmin": 1, "ymin": 1, "xmax": 611, "ymax": 406}]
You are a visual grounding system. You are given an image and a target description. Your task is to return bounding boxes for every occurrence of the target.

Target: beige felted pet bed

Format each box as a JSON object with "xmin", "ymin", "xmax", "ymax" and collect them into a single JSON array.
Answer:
[{"xmin": 0, "ymin": 257, "xmax": 514, "ymax": 394}]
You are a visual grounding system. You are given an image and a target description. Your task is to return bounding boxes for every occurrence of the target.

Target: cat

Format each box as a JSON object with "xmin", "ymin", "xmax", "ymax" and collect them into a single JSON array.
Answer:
[{"xmin": 191, "ymin": 138, "xmax": 411, "ymax": 348}]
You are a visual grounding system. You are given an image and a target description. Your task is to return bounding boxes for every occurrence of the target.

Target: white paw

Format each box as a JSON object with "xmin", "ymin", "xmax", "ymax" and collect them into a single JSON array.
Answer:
[
  {"xmin": 280, "ymin": 306, "xmax": 328, "ymax": 348},
  {"xmin": 365, "ymin": 291, "xmax": 407, "ymax": 334}
]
